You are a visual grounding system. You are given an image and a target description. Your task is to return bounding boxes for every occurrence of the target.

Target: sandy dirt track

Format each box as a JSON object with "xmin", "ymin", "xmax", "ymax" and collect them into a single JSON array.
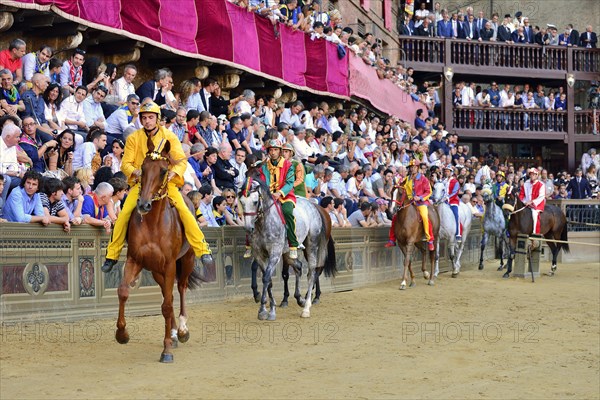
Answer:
[{"xmin": 1, "ymin": 260, "xmax": 599, "ymax": 400}]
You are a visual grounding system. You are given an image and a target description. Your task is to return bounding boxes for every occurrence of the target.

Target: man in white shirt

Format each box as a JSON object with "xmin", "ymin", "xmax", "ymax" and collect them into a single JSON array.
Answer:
[
  {"xmin": 82, "ymin": 86, "xmax": 107, "ymax": 129},
  {"xmin": 280, "ymin": 100, "xmax": 304, "ymax": 129},
  {"xmin": 229, "ymin": 148, "xmax": 248, "ymax": 192},
  {"xmin": 234, "ymin": 89, "xmax": 255, "ymax": 115},
  {"xmin": 0, "ymin": 123, "xmax": 22, "ymax": 205},
  {"xmin": 414, "ymin": 2, "xmax": 429, "ymax": 28},
  {"xmin": 475, "ymin": 89, "xmax": 491, "ymax": 128},
  {"xmin": 105, "ymin": 94, "xmax": 140, "ymax": 140},
  {"xmin": 287, "ymin": 129, "xmax": 313, "ymax": 161},
  {"xmin": 328, "ymin": 109, "xmax": 345, "ymax": 133},
  {"xmin": 72, "ymin": 129, "xmax": 107, "ymax": 170},
  {"xmin": 299, "ymin": 102, "xmax": 318, "ymax": 130},
  {"xmin": 461, "ymin": 82, "xmax": 475, "ymax": 107},
  {"xmin": 61, "ymin": 85, "xmax": 89, "ymax": 140},
  {"xmin": 112, "ymin": 64, "xmax": 137, "ymax": 105}
]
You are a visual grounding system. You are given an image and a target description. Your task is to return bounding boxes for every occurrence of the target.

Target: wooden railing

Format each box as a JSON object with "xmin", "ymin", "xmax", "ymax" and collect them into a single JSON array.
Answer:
[
  {"xmin": 399, "ymin": 37, "xmax": 600, "ymax": 74},
  {"xmin": 574, "ymin": 110, "xmax": 598, "ymax": 135},
  {"xmin": 452, "ymin": 106, "xmax": 567, "ymax": 132}
]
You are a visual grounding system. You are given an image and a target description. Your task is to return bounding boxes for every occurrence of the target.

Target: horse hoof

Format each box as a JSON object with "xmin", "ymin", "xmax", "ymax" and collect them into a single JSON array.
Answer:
[
  {"xmin": 258, "ymin": 311, "xmax": 268, "ymax": 320},
  {"xmin": 502, "ymin": 272, "xmax": 510, "ymax": 279},
  {"xmin": 409, "ymin": 281, "xmax": 416, "ymax": 288},
  {"xmin": 115, "ymin": 330, "xmax": 129, "ymax": 344},
  {"xmin": 423, "ymin": 271, "xmax": 430, "ymax": 280},
  {"xmin": 478, "ymin": 264, "xmax": 484, "ymax": 270},
  {"xmin": 178, "ymin": 330, "xmax": 190, "ymax": 343},
  {"xmin": 279, "ymin": 301, "xmax": 288, "ymax": 308},
  {"xmin": 301, "ymin": 311, "xmax": 310, "ymax": 318},
  {"xmin": 451, "ymin": 272, "xmax": 459, "ymax": 278},
  {"xmin": 313, "ymin": 298, "xmax": 320, "ymax": 305},
  {"xmin": 427, "ymin": 280, "xmax": 435, "ymax": 286},
  {"xmin": 399, "ymin": 283, "xmax": 407, "ymax": 290},
  {"xmin": 267, "ymin": 313, "xmax": 276, "ymax": 321},
  {"xmin": 171, "ymin": 338, "xmax": 178, "ymax": 348},
  {"xmin": 253, "ymin": 294, "xmax": 260, "ymax": 304},
  {"xmin": 297, "ymin": 299, "xmax": 306, "ymax": 308},
  {"xmin": 159, "ymin": 353, "xmax": 174, "ymax": 363},
  {"xmin": 497, "ymin": 265, "xmax": 504, "ymax": 271}
]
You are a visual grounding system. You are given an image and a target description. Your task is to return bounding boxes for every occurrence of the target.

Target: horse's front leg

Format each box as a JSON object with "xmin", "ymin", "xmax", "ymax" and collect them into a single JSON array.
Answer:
[
  {"xmin": 157, "ymin": 265, "xmax": 176, "ymax": 363},
  {"xmin": 503, "ymin": 236, "xmax": 517, "ymax": 279},
  {"xmin": 177, "ymin": 252, "xmax": 195, "ymax": 344},
  {"xmin": 313, "ymin": 273, "xmax": 321, "ymax": 305},
  {"xmin": 258, "ymin": 255, "xmax": 279, "ymax": 321},
  {"xmin": 116, "ymin": 258, "xmax": 142, "ymax": 345},
  {"xmin": 400, "ymin": 244, "xmax": 414, "ymax": 290},
  {"xmin": 434, "ymin": 240, "xmax": 440, "ymax": 277},
  {"xmin": 423, "ymin": 244, "xmax": 435, "ymax": 286},
  {"xmin": 479, "ymin": 232, "xmax": 488, "ymax": 270},
  {"xmin": 453, "ymin": 239, "xmax": 466, "ymax": 276}
]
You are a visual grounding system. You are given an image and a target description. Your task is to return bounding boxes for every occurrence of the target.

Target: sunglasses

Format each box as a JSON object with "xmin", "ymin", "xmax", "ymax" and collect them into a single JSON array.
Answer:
[
  {"xmin": 226, "ymin": 195, "xmax": 235, "ymax": 199},
  {"xmin": 130, "ymin": 101, "xmax": 140, "ymax": 106}
]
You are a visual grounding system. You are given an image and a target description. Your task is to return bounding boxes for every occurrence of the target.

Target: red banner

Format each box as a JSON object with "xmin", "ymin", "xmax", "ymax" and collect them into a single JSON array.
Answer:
[
  {"xmin": 348, "ymin": 55, "xmax": 423, "ymax": 122},
  {"xmin": 4, "ymin": 0, "xmax": 350, "ymax": 98}
]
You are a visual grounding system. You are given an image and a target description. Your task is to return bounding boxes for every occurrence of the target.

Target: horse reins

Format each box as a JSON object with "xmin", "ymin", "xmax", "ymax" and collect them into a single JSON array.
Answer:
[{"xmin": 142, "ymin": 150, "xmax": 170, "ymax": 202}]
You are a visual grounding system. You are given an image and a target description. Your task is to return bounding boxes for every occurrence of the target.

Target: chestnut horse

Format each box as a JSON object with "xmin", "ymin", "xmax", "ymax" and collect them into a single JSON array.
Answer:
[
  {"xmin": 115, "ymin": 137, "xmax": 202, "ymax": 363},
  {"xmin": 503, "ymin": 190, "xmax": 569, "ymax": 278},
  {"xmin": 393, "ymin": 185, "xmax": 440, "ymax": 289}
]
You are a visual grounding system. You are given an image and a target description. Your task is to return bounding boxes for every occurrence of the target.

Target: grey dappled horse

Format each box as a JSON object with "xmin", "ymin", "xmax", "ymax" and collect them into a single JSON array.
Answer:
[
  {"xmin": 479, "ymin": 187, "xmax": 510, "ymax": 271},
  {"xmin": 239, "ymin": 178, "xmax": 336, "ymax": 320},
  {"xmin": 431, "ymin": 182, "xmax": 473, "ymax": 277}
]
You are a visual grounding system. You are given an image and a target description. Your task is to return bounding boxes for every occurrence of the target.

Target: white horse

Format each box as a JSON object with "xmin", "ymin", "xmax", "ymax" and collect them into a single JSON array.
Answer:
[{"xmin": 431, "ymin": 181, "xmax": 473, "ymax": 277}]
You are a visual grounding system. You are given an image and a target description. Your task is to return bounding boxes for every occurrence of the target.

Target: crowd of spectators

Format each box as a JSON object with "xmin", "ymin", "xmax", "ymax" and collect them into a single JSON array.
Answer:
[{"xmin": 0, "ymin": 30, "xmax": 598, "ymax": 230}]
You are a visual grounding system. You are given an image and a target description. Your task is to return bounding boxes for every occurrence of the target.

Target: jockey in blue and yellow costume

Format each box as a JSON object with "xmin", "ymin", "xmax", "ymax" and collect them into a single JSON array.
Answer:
[
  {"xmin": 101, "ymin": 102, "xmax": 214, "ymax": 273},
  {"xmin": 492, "ymin": 171, "xmax": 509, "ymax": 207},
  {"xmin": 443, "ymin": 165, "xmax": 462, "ymax": 242},
  {"xmin": 258, "ymin": 139, "xmax": 300, "ymax": 259}
]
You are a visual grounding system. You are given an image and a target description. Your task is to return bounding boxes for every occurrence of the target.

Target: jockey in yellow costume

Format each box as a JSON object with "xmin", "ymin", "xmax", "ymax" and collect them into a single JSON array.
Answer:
[{"xmin": 101, "ymin": 102, "xmax": 213, "ymax": 273}]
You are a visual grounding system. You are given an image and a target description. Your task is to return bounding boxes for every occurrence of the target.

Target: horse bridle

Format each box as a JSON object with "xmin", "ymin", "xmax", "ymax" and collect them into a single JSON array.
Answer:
[
  {"xmin": 241, "ymin": 186, "xmax": 277, "ymax": 218},
  {"xmin": 141, "ymin": 151, "xmax": 170, "ymax": 202}
]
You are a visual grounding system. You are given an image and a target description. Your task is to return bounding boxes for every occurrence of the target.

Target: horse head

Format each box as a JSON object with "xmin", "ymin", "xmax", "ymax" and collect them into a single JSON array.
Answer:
[
  {"xmin": 137, "ymin": 136, "xmax": 171, "ymax": 215},
  {"xmin": 431, "ymin": 181, "xmax": 446, "ymax": 204},
  {"xmin": 238, "ymin": 176, "xmax": 268, "ymax": 233},
  {"xmin": 481, "ymin": 185, "xmax": 494, "ymax": 203}
]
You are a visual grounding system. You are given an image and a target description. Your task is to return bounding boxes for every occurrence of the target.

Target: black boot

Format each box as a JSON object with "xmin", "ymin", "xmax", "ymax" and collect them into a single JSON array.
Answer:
[
  {"xmin": 200, "ymin": 254, "xmax": 215, "ymax": 270},
  {"xmin": 101, "ymin": 258, "xmax": 118, "ymax": 273}
]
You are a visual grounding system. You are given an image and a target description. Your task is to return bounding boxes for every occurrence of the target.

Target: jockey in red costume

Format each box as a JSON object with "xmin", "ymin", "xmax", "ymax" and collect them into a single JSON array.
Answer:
[
  {"xmin": 385, "ymin": 159, "xmax": 435, "ymax": 251},
  {"xmin": 443, "ymin": 165, "xmax": 462, "ymax": 242},
  {"xmin": 518, "ymin": 167, "xmax": 546, "ymax": 235}
]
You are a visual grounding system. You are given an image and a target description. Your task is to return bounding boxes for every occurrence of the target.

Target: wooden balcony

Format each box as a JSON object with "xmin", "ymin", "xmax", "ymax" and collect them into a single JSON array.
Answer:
[{"xmin": 400, "ymin": 37, "xmax": 600, "ymax": 79}]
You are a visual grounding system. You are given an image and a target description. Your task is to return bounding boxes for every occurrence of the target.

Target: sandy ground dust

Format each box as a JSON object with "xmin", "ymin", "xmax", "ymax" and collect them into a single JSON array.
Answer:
[{"xmin": 1, "ymin": 260, "xmax": 599, "ymax": 400}]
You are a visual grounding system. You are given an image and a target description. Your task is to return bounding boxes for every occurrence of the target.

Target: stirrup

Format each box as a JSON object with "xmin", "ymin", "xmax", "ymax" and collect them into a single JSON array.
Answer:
[
  {"xmin": 289, "ymin": 248, "xmax": 298, "ymax": 259},
  {"xmin": 385, "ymin": 240, "xmax": 396, "ymax": 248},
  {"xmin": 243, "ymin": 247, "xmax": 252, "ymax": 259},
  {"xmin": 456, "ymin": 235, "xmax": 462, "ymax": 243}
]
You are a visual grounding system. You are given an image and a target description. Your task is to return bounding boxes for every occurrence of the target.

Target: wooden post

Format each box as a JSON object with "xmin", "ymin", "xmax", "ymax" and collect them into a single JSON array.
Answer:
[{"xmin": 566, "ymin": 48, "xmax": 576, "ymax": 171}]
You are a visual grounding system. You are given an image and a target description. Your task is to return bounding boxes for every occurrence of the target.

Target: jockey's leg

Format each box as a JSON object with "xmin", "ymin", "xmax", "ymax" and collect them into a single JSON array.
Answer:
[
  {"xmin": 531, "ymin": 209, "xmax": 541, "ymax": 234},
  {"xmin": 417, "ymin": 205, "xmax": 434, "ymax": 250},
  {"xmin": 385, "ymin": 214, "xmax": 397, "ymax": 247},
  {"xmin": 103, "ymin": 183, "xmax": 141, "ymax": 271},
  {"xmin": 281, "ymin": 200, "xmax": 299, "ymax": 258},
  {"xmin": 167, "ymin": 184, "xmax": 211, "ymax": 257},
  {"xmin": 450, "ymin": 203, "xmax": 461, "ymax": 239}
]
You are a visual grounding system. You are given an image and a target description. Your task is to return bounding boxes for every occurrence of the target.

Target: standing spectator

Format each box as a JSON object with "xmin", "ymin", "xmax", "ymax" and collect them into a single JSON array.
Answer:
[
  {"xmin": 414, "ymin": 2, "xmax": 429, "ymax": 29},
  {"xmin": 22, "ymin": 45, "xmax": 53, "ymax": 82},
  {"xmin": 3, "ymin": 169, "xmax": 48, "ymax": 224},
  {"xmin": 59, "ymin": 49, "xmax": 85, "ymax": 96},
  {"xmin": 579, "ymin": 25, "xmax": 597, "ymax": 48},
  {"xmin": 566, "ymin": 168, "xmax": 592, "ymax": 199},
  {"xmin": 61, "ymin": 176, "xmax": 84, "ymax": 224},
  {"xmin": 81, "ymin": 181, "xmax": 113, "ymax": 232},
  {"xmin": 0, "ymin": 38, "xmax": 26, "ymax": 87},
  {"xmin": 112, "ymin": 64, "xmax": 137, "ymax": 105}
]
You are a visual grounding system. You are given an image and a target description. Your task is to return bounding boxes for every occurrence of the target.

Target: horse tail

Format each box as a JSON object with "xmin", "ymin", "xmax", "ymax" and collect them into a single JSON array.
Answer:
[
  {"xmin": 324, "ymin": 237, "xmax": 337, "ymax": 278},
  {"xmin": 560, "ymin": 219, "xmax": 570, "ymax": 254},
  {"xmin": 176, "ymin": 258, "xmax": 206, "ymax": 290}
]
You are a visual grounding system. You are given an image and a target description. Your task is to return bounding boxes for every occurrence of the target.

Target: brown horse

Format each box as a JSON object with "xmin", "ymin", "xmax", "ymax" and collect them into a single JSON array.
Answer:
[
  {"xmin": 115, "ymin": 136, "xmax": 202, "ymax": 363},
  {"xmin": 503, "ymin": 191, "xmax": 569, "ymax": 278},
  {"xmin": 393, "ymin": 185, "xmax": 440, "ymax": 289}
]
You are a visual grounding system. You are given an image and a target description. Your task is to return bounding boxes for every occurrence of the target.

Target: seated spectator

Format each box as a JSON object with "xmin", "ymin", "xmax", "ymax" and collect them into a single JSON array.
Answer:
[
  {"xmin": 43, "ymin": 83, "xmax": 68, "ymax": 136},
  {"xmin": 212, "ymin": 195, "xmax": 227, "ymax": 226},
  {"xmin": 61, "ymin": 85, "xmax": 89, "ymax": 138},
  {"xmin": 0, "ymin": 38, "xmax": 26, "ymax": 87},
  {"xmin": 135, "ymin": 68, "xmax": 172, "ymax": 107},
  {"xmin": 213, "ymin": 142, "xmax": 238, "ymax": 193},
  {"xmin": 0, "ymin": 174, "xmax": 4, "ymax": 220},
  {"xmin": 3, "ymin": 169, "xmax": 48, "ymax": 224},
  {"xmin": 280, "ymin": 101, "xmax": 304, "ymax": 129},
  {"xmin": 0, "ymin": 69, "xmax": 26, "ymax": 116},
  {"xmin": 348, "ymin": 201, "xmax": 376, "ymax": 227},
  {"xmin": 198, "ymin": 184, "xmax": 218, "ymax": 227},
  {"xmin": 230, "ymin": 148, "xmax": 247, "ymax": 192},
  {"xmin": 106, "ymin": 176, "xmax": 128, "ymax": 223},
  {"xmin": 112, "ymin": 64, "xmax": 137, "ymax": 105},
  {"xmin": 105, "ymin": 94, "xmax": 139, "ymax": 147},
  {"xmin": 61, "ymin": 176, "xmax": 84, "ymax": 225},
  {"xmin": 48, "ymin": 129, "xmax": 76, "ymax": 178},
  {"xmin": 59, "ymin": 49, "xmax": 86, "ymax": 96},
  {"xmin": 186, "ymin": 189, "xmax": 206, "ymax": 226},
  {"xmin": 103, "ymin": 138, "xmax": 124, "ymax": 175},
  {"xmin": 39, "ymin": 177, "xmax": 70, "ymax": 231},
  {"xmin": 72, "ymin": 127, "xmax": 107, "ymax": 172},
  {"xmin": 234, "ymin": 89, "xmax": 255, "ymax": 115},
  {"xmin": 200, "ymin": 147, "xmax": 218, "ymax": 191},
  {"xmin": 22, "ymin": 73, "xmax": 56, "ymax": 136},
  {"xmin": 0, "ymin": 123, "xmax": 21, "ymax": 204},
  {"xmin": 22, "ymin": 45, "xmax": 53, "ymax": 82},
  {"xmin": 226, "ymin": 115, "xmax": 252, "ymax": 155},
  {"xmin": 83, "ymin": 86, "xmax": 107, "ymax": 130},
  {"xmin": 19, "ymin": 115, "xmax": 58, "ymax": 173},
  {"xmin": 81, "ymin": 181, "xmax": 113, "ymax": 232}
]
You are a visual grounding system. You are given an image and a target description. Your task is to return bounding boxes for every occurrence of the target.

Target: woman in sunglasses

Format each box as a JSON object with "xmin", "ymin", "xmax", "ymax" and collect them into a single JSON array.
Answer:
[{"xmin": 221, "ymin": 188, "xmax": 243, "ymax": 226}]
